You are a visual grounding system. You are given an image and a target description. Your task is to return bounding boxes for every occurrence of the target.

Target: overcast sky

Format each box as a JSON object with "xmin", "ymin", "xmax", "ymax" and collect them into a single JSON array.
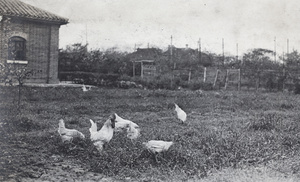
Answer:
[{"xmin": 22, "ymin": 0, "xmax": 300, "ymax": 56}]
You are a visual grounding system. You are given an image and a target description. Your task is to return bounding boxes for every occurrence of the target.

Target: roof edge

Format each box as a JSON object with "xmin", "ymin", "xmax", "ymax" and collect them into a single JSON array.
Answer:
[{"xmin": 4, "ymin": 15, "xmax": 68, "ymax": 25}]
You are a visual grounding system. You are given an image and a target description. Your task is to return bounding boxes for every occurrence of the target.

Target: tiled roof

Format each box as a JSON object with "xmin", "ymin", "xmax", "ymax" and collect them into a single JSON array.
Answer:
[
  {"xmin": 0, "ymin": 0, "xmax": 68, "ymax": 24},
  {"xmin": 128, "ymin": 48, "xmax": 162, "ymax": 61}
]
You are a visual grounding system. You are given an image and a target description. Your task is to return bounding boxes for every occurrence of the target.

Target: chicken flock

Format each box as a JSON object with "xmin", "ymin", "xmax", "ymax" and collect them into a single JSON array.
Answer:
[{"xmin": 57, "ymin": 103, "xmax": 186, "ymax": 159}]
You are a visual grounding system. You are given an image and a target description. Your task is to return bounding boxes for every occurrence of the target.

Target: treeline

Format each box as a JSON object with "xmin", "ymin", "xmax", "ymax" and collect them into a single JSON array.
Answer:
[{"xmin": 58, "ymin": 43, "xmax": 300, "ymax": 91}]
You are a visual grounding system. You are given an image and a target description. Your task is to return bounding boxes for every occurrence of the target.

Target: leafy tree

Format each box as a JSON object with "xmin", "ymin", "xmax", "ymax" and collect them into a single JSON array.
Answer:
[
  {"xmin": 281, "ymin": 50, "xmax": 300, "ymax": 89},
  {"xmin": 242, "ymin": 48, "xmax": 282, "ymax": 90},
  {"xmin": 283, "ymin": 50, "xmax": 300, "ymax": 71},
  {"xmin": 58, "ymin": 43, "xmax": 89, "ymax": 72}
]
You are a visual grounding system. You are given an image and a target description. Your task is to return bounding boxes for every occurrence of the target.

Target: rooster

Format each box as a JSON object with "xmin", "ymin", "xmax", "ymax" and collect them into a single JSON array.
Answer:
[
  {"xmin": 89, "ymin": 115, "xmax": 116, "ymax": 152},
  {"xmin": 113, "ymin": 113, "xmax": 140, "ymax": 140},
  {"xmin": 174, "ymin": 103, "xmax": 187, "ymax": 124},
  {"xmin": 143, "ymin": 140, "xmax": 174, "ymax": 162},
  {"xmin": 57, "ymin": 119, "xmax": 85, "ymax": 143}
]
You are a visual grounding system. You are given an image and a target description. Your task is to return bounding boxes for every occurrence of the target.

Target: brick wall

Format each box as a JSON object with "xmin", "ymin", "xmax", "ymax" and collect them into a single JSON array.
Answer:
[{"xmin": 0, "ymin": 16, "xmax": 61, "ymax": 83}]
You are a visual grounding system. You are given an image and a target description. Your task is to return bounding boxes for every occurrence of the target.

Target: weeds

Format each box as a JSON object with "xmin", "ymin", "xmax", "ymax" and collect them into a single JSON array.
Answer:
[{"xmin": 248, "ymin": 112, "xmax": 283, "ymax": 131}]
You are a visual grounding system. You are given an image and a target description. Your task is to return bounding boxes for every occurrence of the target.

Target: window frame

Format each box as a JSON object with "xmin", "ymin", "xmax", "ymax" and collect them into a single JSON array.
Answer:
[{"xmin": 7, "ymin": 36, "xmax": 27, "ymax": 64}]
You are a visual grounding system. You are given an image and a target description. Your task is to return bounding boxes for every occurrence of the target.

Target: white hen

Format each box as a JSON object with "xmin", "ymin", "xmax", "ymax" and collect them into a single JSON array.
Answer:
[
  {"xmin": 82, "ymin": 84, "xmax": 88, "ymax": 92},
  {"xmin": 113, "ymin": 113, "xmax": 140, "ymax": 140},
  {"xmin": 174, "ymin": 103, "xmax": 187, "ymax": 124},
  {"xmin": 57, "ymin": 119, "xmax": 85, "ymax": 143},
  {"xmin": 126, "ymin": 121, "xmax": 140, "ymax": 140},
  {"xmin": 143, "ymin": 140, "xmax": 174, "ymax": 154},
  {"xmin": 89, "ymin": 116, "xmax": 116, "ymax": 152}
]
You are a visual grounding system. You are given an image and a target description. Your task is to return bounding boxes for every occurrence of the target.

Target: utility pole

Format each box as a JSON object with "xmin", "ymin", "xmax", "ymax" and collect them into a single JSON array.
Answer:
[
  {"xmin": 170, "ymin": 35, "xmax": 173, "ymax": 57},
  {"xmin": 287, "ymin": 39, "xmax": 289, "ymax": 55},
  {"xmin": 274, "ymin": 36, "xmax": 277, "ymax": 62},
  {"xmin": 222, "ymin": 38, "xmax": 225, "ymax": 66},
  {"xmin": 170, "ymin": 35, "xmax": 174, "ymax": 88},
  {"xmin": 171, "ymin": 35, "xmax": 175, "ymax": 69},
  {"xmin": 198, "ymin": 38, "xmax": 201, "ymax": 63},
  {"xmin": 85, "ymin": 24, "xmax": 88, "ymax": 51},
  {"xmin": 236, "ymin": 43, "xmax": 238, "ymax": 62}
]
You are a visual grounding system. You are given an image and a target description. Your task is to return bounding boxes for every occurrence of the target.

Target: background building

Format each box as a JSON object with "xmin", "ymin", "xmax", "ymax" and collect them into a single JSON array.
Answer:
[{"xmin": 0, "ymin": 0, "xmax": 68, "ymax": 83}]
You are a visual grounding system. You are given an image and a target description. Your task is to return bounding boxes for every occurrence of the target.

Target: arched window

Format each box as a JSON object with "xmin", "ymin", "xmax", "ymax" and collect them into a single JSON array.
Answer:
[{"xmin": 8, "ymin": 36, "xmax": 26, "ymax": 60}]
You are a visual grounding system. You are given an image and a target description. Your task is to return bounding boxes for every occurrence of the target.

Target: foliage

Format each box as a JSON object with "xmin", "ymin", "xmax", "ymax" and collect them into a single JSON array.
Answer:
[
  {"xmin": 242, "ymin": 48, "xmax": 277, "ymax": 72},
  {"xmin": 57, "ymin": 43, "xmax": 300, "ymax": 92},
  {"xmin": 283, "ymin": 50, "xmax": 300, "ymax": 70},
  {"xmin": 241, "ymin": 49, "xmax": 284, "ymax": 90},
  {"xmin": 59, "ymin": 44, "xmax": 132, "ymax": 75}
]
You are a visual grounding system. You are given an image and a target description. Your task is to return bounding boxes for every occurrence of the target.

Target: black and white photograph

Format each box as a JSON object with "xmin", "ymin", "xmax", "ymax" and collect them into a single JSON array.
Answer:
[{"xmin": 1, "ymin": 0, "xmax": 300, "ymax": 181}]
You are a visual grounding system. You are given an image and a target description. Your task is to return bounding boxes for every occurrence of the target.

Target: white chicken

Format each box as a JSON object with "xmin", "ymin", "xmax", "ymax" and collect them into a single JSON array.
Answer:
[
  {"xmin": 126, "ymin": 121, "xmax": 140, "ymax": 140},
  {"xmin": 143, "ymin": 140, "xmax": 174, "ymax": 162},
  {"xmin": 57, "ymin": 119, "xmax": 85, "ymax": 143},
  {"xmin": 113, "ymin": 113, "xmax": 140, "ymax": 140},
  {"xmin": 89, "ymin": 116, "xmax": 116, "ymax": 152},
  {"xmin": 82, "ymin": 84, "xmax": 91, "ymax": 92},
  {"xmin": 82, "ymin": 84, "xmax": 88, "ymax": 92},
  {"xmin": 143, "ymin": 140, "xmax": 174, "ymax": 154},
  {"xmin": 174, "ymin": 103, "xmax": 187, "ymax": 124}
]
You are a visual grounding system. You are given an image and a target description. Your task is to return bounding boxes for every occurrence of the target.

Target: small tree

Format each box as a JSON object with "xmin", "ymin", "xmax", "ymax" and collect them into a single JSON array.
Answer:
[{"xmin": 0, "ymin": 62, "xmax": 35, "ymax": 110}]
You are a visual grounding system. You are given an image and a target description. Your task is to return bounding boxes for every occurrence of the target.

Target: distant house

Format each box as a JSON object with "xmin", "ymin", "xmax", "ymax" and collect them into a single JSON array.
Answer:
[
  {"xmin": 128, "ymin": 48, "xmax": 162, "ymax": 78},
  {"xmin": 0, "ymin": 0, "xmax": 68, "ymax": 83}
]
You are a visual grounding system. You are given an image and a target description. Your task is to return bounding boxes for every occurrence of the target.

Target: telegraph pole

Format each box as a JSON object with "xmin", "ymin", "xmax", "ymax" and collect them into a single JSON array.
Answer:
[
  {"xmin": 274, "ymin": 36, "xmax": 277, "ymax": 62},
  {"xmin": 85, "ymin": 24, "xmax": 87, "ymax": 45},
  {"xmin": 222, "ymin": 38, "xmax": 225, "ymax": 66},
  {"xmin": 236, "ymin": 43, "xmax": 238, "ymax": 62},
  {"xmin": 170, "ymin": 35, "xmax": 174, "ymax": 88},
  {"xmin": 287, "ymin": 39, "xmax": 289, "ymax": 55},
  {"xmin": 198, "ymin": 38, "xmax": 201, "ymax": 63},
  {"xmin": 171, "ymin": 36, "xmax": 176, "ymax": 69},
  {"xmin": 85, "ymin": 24, "xmax": 88, "ymax": 51}
]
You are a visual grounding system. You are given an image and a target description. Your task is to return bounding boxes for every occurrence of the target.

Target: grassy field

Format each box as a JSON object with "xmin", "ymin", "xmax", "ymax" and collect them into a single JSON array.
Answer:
[{"xmin": 1, "ymin": 86, "xmax": 300, "ymax": 181}]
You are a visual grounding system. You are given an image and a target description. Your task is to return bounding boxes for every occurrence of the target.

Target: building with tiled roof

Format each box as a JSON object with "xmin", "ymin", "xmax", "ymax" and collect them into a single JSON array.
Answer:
[
  {"xmin": 0, "ymin": 0, "xmax": 68, "ymax": 83},
  {"xmin": 127, "ymin": 48, "xmax": 162, "ymax": 78}
]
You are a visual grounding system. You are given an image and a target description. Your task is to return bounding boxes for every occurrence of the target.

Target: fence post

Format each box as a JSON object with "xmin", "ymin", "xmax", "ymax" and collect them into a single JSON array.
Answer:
[
  {"xmin": 141, "ymin": 61, "xmax": 144, "ymax": 79},
  {"xmin": 282, "ymin": 67, "xmax": 285, "ymax": 91},
  {"xmin": 213, "ymin": 69, "xmax": 220, "ymax": 89},
  {"xmin": 203, "ymin": 67, "xmax": 207, "ymax": 82},
  {"xmin": 238, "ymin": 68, "xmax": 241, "ymax": 91},
  {"xmin": 224, "ymin": 69, "xmax": 229, "ymax": 89},
  {"xmin": 132, "ymin": 61, "xmax": 135, "ymax": 77}
]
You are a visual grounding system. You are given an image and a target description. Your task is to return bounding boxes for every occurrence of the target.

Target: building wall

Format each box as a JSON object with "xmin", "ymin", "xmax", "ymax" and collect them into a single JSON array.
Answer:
[{"xmin": 0, "ymin": 17, "xmax": 60, "ymax": 83}]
